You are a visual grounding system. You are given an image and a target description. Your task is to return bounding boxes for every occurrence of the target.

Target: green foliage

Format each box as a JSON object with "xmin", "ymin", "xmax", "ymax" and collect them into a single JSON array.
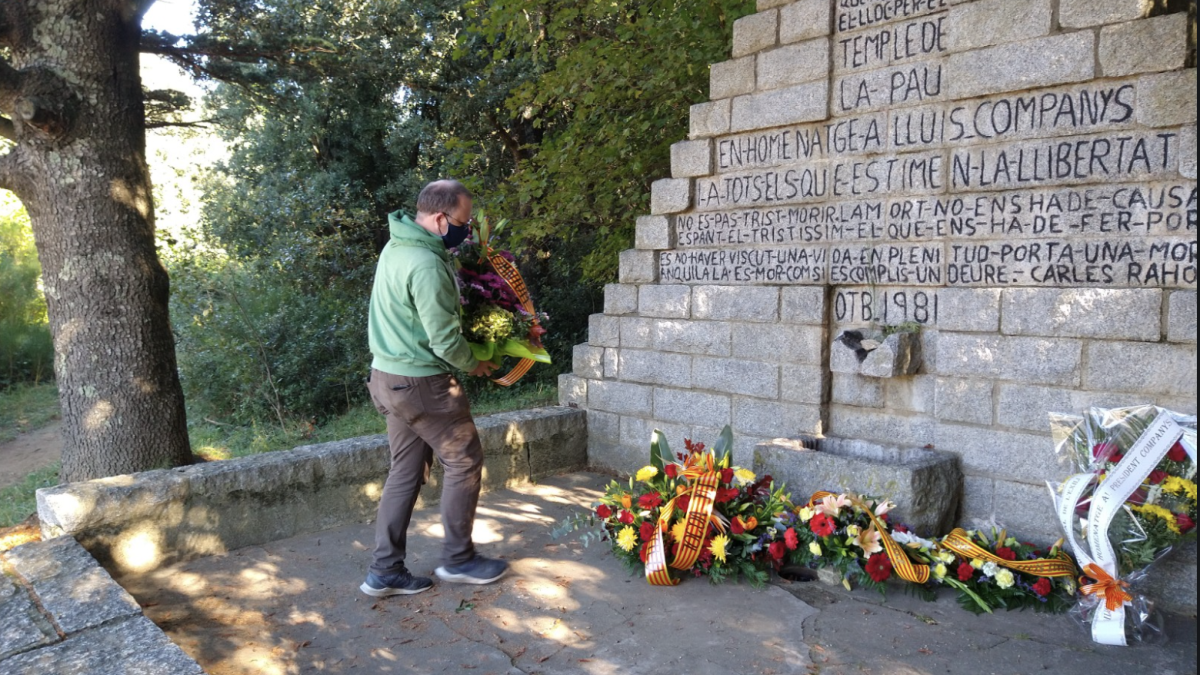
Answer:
[
  {"xmin": 161, "ymin": 0, "xmax": 752, "ymax": 426},
  {"xmin": 0, "ymin": 463, "xmax": 59, "ymax": 528},
  {"xmin": 0, "ymin": 382, "xmax": 60, "ymax": 444},
  {"xmin": 0, "ymin": 195, "xmax": 53, "ymax": 388},
  {"xmin": 454, "ymin": 0, "xmax": 755, "ymax": 282}
]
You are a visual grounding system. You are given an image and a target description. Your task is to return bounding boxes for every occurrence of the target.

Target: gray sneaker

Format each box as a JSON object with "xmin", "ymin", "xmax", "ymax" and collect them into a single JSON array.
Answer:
[
  {"xmin": 360, "ymin": 569, "xmax": 434, "ymax": 597},
  {"xmin": 435, "ymin": 555, "xmax": 509, "ymax": 585}
]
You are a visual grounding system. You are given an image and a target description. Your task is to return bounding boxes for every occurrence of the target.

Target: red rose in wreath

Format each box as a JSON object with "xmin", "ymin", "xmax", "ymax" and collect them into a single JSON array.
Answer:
[{"xmin": 596, "ymin": 504, "xmax": 612, "ymax": 519}]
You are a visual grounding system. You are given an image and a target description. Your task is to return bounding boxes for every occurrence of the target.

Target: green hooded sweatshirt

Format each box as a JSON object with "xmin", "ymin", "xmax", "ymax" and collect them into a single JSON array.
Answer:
[{"xmin": 368, "ymin": 211, "xmax": 478, "ymax": 376}]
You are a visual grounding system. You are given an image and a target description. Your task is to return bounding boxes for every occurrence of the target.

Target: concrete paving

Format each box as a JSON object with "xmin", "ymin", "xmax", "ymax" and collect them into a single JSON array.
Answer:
[{"xmin": 119, "ymin": 473, "xmax": 1197, "ymax": 675}]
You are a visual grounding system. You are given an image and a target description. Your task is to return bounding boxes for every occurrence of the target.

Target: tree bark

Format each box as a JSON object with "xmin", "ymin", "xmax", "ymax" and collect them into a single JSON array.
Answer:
[{"xmin": 2, "ymin": 0, "xmax": 192, "ymax": 482}]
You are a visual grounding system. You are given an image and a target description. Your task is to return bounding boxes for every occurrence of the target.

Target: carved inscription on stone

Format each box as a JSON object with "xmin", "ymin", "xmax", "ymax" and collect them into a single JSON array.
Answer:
[{"xmin": 660, "ymin": 2, "xmax": 1196, "ymax": 291}]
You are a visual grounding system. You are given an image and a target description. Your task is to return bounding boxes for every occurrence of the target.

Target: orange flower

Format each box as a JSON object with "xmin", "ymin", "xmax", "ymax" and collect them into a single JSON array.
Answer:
[
  {"xmin": 742, "ymin": 516, "xmax": 758, "ymax": 530},
  {"xmin": 620, "ymin": 493, "xmax": 632, "ymax": 510},
  {"xmin": 676, "ymin": 484, "xmax": 689, "ymax": 496}
]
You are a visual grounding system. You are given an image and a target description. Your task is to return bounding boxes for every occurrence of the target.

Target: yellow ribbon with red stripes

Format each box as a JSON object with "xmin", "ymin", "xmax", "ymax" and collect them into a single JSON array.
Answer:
[
  {"xmin": 486, "ymin": 253, "xmax": 539, "ymax": 387},
  {"xmin": 805, "ymin": 491, "xmax": 1076, "ymax": 584},
  {"xmin": 645, "ymin": 456, "xmax": 725, "ymax": 586}
]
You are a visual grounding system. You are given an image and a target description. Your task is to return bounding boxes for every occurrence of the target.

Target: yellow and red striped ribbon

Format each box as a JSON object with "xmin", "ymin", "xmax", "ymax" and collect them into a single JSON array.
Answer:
[
  {"xmin": 805, "ymin": 492, "xmax": 1075, "ymax": 584},
  {"xmin": 486, "ymin": 254, "xmax": 540, "ymax": 387},
  {"xmin": 645, "ymin": 468, "xmax": 723, "ymax": 586},
  {"xmin": 940, "ymin": 528, "xmax": 1076, "ymax": 578}
]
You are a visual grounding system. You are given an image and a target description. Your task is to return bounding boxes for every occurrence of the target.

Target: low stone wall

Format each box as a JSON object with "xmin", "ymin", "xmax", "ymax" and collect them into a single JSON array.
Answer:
[
  {"xmin": 0, "ymin": 536, "xmax": 203, "ymax": 673},
  {"xmin": 36, "ymin": 407, "xmax": 586, "ymax": 578}
]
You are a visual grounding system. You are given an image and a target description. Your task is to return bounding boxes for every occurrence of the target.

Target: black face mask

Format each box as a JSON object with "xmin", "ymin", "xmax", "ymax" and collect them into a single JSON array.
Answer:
[{"xmin": 441, "ymin": 215, "xmax": 471, "ymax": 249}]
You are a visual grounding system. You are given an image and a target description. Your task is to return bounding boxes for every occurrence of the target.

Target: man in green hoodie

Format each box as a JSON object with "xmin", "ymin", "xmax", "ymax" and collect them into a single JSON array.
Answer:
[{"xmin": 360, "ymin": 179, "xmax": 509, "ymax": 597}]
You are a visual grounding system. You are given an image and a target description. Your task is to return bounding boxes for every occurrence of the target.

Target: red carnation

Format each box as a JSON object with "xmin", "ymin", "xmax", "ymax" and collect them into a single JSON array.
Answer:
[
  {"xmin": 596, "ymin": 504, "xmax": 612, "ymax": 519},
  {"xmin": 639, "ymin": 493, "xmax": 664, "ymax": 509},
  {"xmin": 1168, "ymin": 442, "xmax": 1187, "ymax": 462},
  {"xmin": 995, "ymin": 547, "xmax": 1016, "ymax": 561},
  {"xmin": 784, "ymin": 527, "xmax": 799, "ymax": 551},
  {"xmin": 720, "ymin": 468, "xmax": 735, "ymax": 484},
  {"xmin": 715, "ymin": 487, "xmax": 740, "ymax": 504},
  {"xmin": 639, "ymin": 521, "xmax": 656, "ymax": 542},
  {"xmin": 1178, "ymin": 514, "xmax": 1196, "ymax": 533},
  {"xmin": 1032, "ymin": 578, "xmax": 1052, "ymax": 597},
  {"xmin": 677, "ymin": 494, "xmax": 691, "ymax": 512},
  {"xmin": 768, "ymin": 541, "xmax": 786, "ymax": 561},
  {"xmin": 1148, "ymin": 470, "xmax": 1169, "ymax": 485},
  {"xmin": 664, "ymin": 464, "xmax": 679, "ymax": 479},
  {"xmin": 865, "ymin": 553, "xmax": 892, "ymax": 582},
  {"xmin": 731, "ymin": 518, "xmax": 745, "ymax": 535},
  {"xmin": 618, "ymin": 510, "xmax": 634, "ymax": 524},
  {"xmin": 956, "ymin": 562, "xmax": 974, "ymax": 582},
  {"xmin": 810, "ymin": 513, "xmax": 836, "ymax": 537}
]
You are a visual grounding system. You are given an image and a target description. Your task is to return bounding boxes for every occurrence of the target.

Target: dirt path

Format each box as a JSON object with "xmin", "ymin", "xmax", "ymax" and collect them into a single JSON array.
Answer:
[{"xmin": 0, "ymin": 422, "xmax": 62, "ymax": 489}]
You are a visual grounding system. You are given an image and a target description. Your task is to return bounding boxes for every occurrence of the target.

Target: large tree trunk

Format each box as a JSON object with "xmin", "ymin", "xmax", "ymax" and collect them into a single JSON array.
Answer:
[{"xmin": 0, "ymin": 0, "xmax": 192, "ymax": 482}]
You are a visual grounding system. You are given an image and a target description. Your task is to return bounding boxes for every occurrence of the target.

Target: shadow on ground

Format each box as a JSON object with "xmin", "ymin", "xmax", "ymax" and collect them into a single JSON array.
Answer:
[{"xmin": 118, "ymin": 473, "xmax": 1197, "ymax": 675}]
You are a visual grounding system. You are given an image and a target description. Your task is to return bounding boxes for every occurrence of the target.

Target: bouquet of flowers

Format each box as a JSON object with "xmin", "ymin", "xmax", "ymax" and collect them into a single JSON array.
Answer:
[
  {"xmin": 555, "ymin": 426, "xmax": 798, "ymax": 586},
  {"xmin": 1048, "ymin": 404, "xmax": 1197, "ymax": 645},
  {"xmin": 774, "ymin": 491, "xmax": 900, "ymax": 594},
  {"xmin": 885, "ymin": 526, "xmax": 1077, "ymax": 614},
  {"xmin": 451, "ymin": 213, "xmax": 550, "ymax": 378}
]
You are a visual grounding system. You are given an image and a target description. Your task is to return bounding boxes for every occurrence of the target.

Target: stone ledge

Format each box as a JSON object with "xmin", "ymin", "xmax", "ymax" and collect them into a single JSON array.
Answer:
[
  {"xmin": 0, "ymin": 536, "xmax": 203, "ymax": 674},
  {"xmin": 753, "ymin": 436, "xmax": 962, "ymax": 536},
  {"xmin": 37, "ymin": 407, "xmax": 587, "ymax": 578}
]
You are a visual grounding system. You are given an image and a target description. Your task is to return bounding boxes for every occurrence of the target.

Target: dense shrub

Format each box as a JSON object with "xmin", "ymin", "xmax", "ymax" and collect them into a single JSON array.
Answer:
[{"xmin": 0, "ymin": 195, "xmax": 53, "ymax": 387}]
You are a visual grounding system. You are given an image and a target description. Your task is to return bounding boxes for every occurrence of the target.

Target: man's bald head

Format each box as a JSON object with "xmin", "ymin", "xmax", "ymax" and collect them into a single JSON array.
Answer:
[{"xmin": 416, "ymin": 180, "xmax": 472, "ymax": 216}]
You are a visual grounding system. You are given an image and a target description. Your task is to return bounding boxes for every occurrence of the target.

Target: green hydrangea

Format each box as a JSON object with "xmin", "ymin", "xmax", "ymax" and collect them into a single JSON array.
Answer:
[{"xmin": 465, "ymin": 306, "xmax": 515, "ymax": 344}]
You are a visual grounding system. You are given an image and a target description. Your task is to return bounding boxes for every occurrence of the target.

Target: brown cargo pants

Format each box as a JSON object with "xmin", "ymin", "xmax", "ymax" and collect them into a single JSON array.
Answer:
[{"xmin": 366, "ymin": 369, "xmax": 483, "ymax": 574}]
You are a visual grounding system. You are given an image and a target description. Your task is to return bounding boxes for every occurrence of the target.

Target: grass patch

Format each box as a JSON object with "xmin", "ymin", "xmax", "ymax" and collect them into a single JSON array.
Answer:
[
  {"xmin": 0, "ymin": 462, "xmax": 58, "ymax": 528},
  {"xmin": 0, "ymin": 382, "xmax": 60, "ymax": 443}
]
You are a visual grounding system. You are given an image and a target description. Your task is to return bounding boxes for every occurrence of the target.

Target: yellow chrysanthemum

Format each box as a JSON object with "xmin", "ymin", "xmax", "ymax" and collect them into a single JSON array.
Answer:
[
  {"xmin": 671, "ymin": 519, "xmax": 687, "ymax": 543},
  {"xmin": 734, "ymin": 468, "xmax": 756, "ymax": 484},
  {"xmin": 636, "ymin": 466, "xmax": 659, "ymax": 482},
  {"xmin": 933, "ymin": 563, "xmax": 947, "ymax": 580},
  {"xmin": 1132, "ymin": 503, "xmax": 1182, "ymax": 534},
  {"xmin": 809, "ymin": 542, "xmax": 822, "ymax": 556},
  {"xmin": 709, "ymin": 534, "xmax": 730, "ymax": 563},
  {"xmin": 970, "ymin": 558, "xmax": 984, "ymax": 570},
  {"xmin": 1163, "ymin": 476, "xmax": 1198, "ymax": 501},
  {"xmin": 616, "ymin": 526, "xmax": 637, "ymax": 552}
]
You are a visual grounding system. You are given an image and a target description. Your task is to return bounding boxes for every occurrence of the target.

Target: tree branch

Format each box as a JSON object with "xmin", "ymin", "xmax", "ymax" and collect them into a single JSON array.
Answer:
[{"xmin": 146, "ymin": 118, "xmax": 216, "ymax": 129}]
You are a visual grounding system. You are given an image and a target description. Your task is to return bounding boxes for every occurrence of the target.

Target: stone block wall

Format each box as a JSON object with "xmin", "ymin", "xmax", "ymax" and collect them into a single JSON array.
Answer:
[
  {"xmin": 37, "ymin": 407, "xmax": 586, "ymax": 578},
  {"xmin": 563, "ymin": 0, "xmax": 1197, "ymax": 554}
]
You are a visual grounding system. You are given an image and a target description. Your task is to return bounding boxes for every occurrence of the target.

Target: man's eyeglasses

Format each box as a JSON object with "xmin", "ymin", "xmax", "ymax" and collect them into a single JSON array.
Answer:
[{"xmin": 441, "ymin": 212, "xmax": 475, "ymax": 228}]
